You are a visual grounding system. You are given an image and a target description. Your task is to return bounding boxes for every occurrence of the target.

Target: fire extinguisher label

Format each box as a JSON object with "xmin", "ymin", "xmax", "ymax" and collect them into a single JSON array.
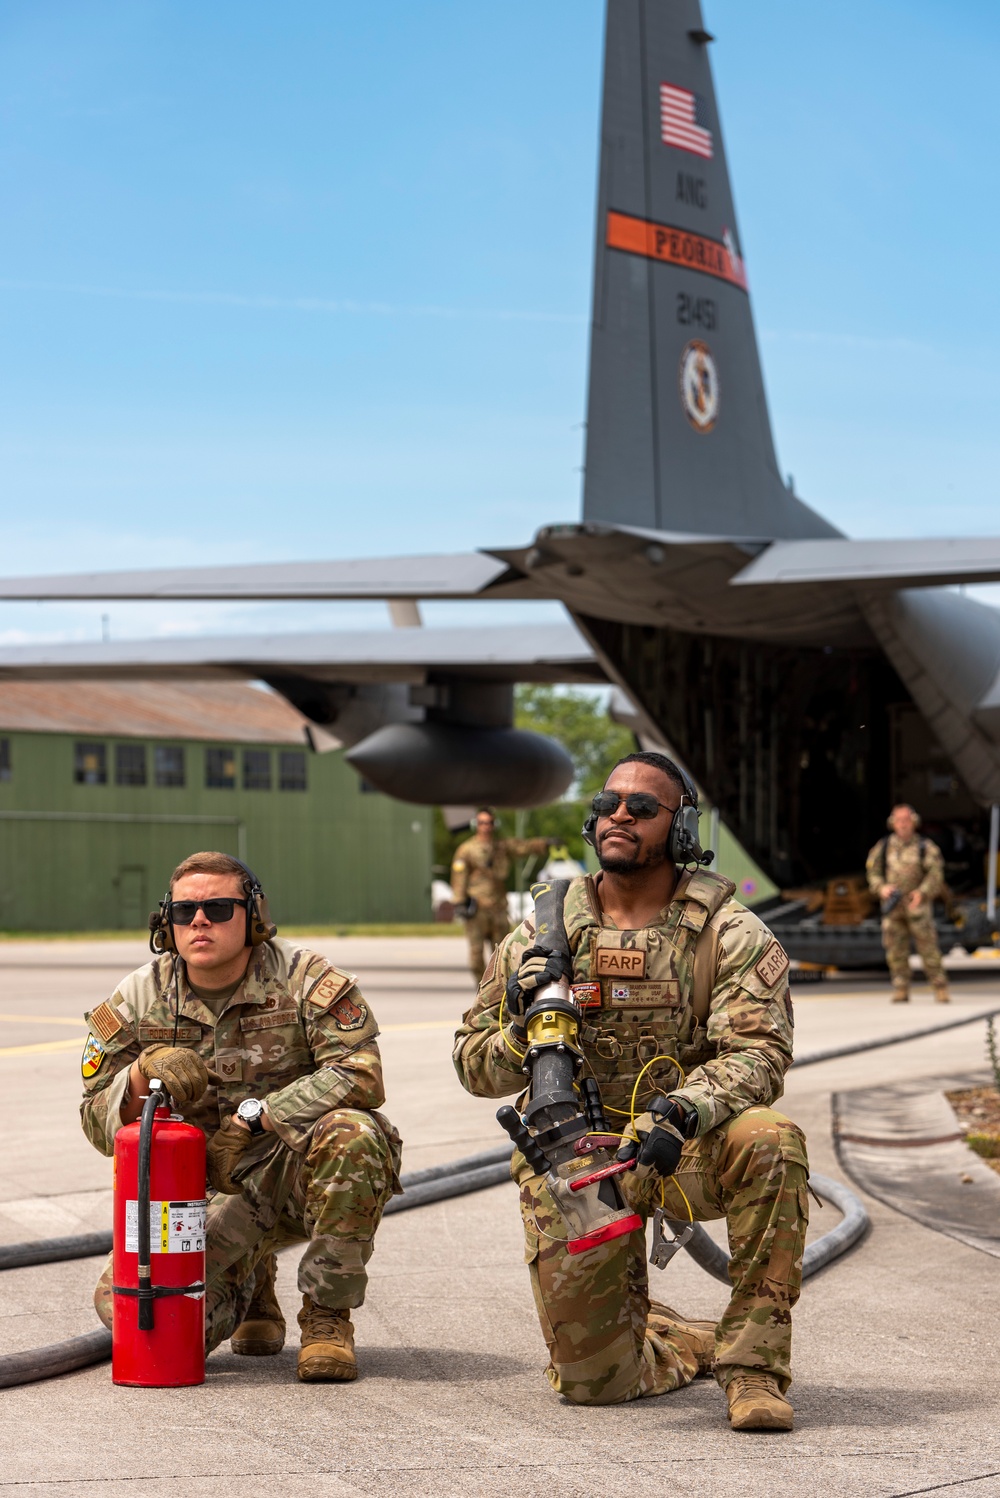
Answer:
[{"xmin": 124, "ymin": 1199, "xmax": 208, "ymax": 1254}]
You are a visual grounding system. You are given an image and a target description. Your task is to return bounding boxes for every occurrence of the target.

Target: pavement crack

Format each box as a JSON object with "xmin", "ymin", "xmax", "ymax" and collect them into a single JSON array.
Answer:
[{"xmin": 888, "ymin": 1473, "xmax": 1000, "ymax": 1497}]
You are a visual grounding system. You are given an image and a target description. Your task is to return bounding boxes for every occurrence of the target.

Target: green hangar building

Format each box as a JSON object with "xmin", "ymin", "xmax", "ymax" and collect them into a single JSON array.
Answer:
[{"xmin": 0, "ymin": 681, "xmax": 432, "ymax": 931}]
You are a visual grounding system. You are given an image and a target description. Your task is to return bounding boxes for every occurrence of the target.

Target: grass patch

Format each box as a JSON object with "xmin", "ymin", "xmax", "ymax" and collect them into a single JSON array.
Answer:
[
  {"xmin": 946, "ymin": 1085, "xmax": 1000, "ymax": 1176},
  {"xmin": 0, "ymin": 923, "xmax": 464, "ymax": 942}
]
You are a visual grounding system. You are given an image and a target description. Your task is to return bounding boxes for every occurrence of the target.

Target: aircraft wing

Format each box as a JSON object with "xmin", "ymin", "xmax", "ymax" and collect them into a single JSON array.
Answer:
[
  {"xmin": 730, "ymin": 537, "xmax": 1000, "ymax": 590},
  {"xmin": 0, "ymin": 552, "xmax": 540, "ymax": 602},
  {"xmin": 0, "ymin": 622, "xmax": 602, "ymax": 685}
]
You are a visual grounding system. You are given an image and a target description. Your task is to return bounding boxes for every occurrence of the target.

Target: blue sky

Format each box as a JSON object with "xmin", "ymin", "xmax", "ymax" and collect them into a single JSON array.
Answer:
[{"xmin": 1, "ymin": 0, "xmax": 999, "ymax": 645}]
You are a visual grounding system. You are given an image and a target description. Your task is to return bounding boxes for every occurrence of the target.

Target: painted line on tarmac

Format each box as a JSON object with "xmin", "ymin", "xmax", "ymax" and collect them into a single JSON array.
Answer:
[
  {"xmin": 381, "ymin": 1020, "xmax": 455, "ymax": 1033},
  {"xmin": 0, "ymin": 1036, "xmax": 85, "ymax": 1057}
]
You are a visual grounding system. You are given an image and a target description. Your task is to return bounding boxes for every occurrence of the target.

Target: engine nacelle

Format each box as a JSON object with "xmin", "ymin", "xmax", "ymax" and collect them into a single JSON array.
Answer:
[{"xmin": 345, "ymin": 721, "xmax": 574, "ymax": 807}]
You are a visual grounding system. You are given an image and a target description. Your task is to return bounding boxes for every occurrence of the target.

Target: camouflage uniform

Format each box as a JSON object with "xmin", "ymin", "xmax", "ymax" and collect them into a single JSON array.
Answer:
[
  {"xmin": 80, "ymin": 937, "xmax": 401, "ymax": 1352},
  {"xmin": 451, "ymin": 834, "xmax": 551, "ymax": 981},
  {"xmin": 865, "ymin": 833, "xmax": 947, "ymax": 997},
  {"xmin": 453, "ymin": 870, "xmax": 808, "ymax": 1406}
]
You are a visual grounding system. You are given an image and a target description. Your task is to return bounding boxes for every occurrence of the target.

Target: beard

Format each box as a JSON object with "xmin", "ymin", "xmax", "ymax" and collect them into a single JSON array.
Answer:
[{"xmin": 597, "ymin": 832, "xmax": 670, "ymax": 874}]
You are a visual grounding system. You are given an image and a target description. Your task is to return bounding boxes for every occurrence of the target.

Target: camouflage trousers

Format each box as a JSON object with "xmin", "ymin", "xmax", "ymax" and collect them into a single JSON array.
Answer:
[
  {"xmin": 464, "ymin": 904, "xmax": 510, "ymax": 982},
  {"xmin": 517, "ymin": 1105, "xmax": 808, "ymax": 1405},
  {"xmin": 881, "ymin": 905, "xmax": 945, "ymax": 991},
  {"xmin": 95, "ymin": 1107, "xmax": 401, "ymax": 1353}
]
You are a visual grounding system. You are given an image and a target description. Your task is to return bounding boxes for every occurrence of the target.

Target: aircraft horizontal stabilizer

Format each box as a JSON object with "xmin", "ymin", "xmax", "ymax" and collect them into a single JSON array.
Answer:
[{"xmin": 732, "ymin": 537, "xmax": 1000, "ymax": 591}]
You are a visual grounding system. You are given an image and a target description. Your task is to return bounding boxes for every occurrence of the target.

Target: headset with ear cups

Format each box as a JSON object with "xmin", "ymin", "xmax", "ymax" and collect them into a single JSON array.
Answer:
[
  {"xmin": 148, "ymin": 858, "xmax": 277, "ymax": 955},
  {"xmin": 887, "ymin": 805, "xmax": 921, "ymax": 830},
  {"xmin": 582, "ymin": 768, "xmax": 713, "ymax": 867}
]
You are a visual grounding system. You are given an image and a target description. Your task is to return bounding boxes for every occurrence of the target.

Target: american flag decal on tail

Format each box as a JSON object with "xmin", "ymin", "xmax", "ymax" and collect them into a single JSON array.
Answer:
[{"xmin": 660, "ymin": 82, "xmax": 713, "ymax": 159}]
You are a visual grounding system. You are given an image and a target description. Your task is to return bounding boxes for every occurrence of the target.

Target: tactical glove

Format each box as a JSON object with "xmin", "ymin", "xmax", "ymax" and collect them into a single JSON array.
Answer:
[
  {"xmin": 504, "ymin": 947, "xmax": 573, "ymax": 1024},
  {"xmin": 206, "ymin": 1118, "xmax": 252, "ymax": 1194},
  {"xmin": 616, "ymin": 1096, "xmax": 697, "ymax": 1179},
  {"xmin": 137, "ymin": 1044, "xmax": 210, "ymax": 1105},
  {"xmin": 454, "ymin": 898, "xmax": 478, "ymax": 921}
]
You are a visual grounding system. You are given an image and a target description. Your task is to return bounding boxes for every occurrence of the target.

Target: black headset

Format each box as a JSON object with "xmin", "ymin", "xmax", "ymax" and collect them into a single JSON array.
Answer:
[
  {"xmin": 148, "ymin": 858, "xmax": 277, "ymax": 955},
  {"xmin": 582, "ymin": 767, "xmax": 712, "ymax": 867}
]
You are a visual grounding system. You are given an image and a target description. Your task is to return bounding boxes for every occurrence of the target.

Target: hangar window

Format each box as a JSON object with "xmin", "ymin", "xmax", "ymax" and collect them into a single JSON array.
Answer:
[
  {"xmin": 243, "ymin": 749, "xmax": 271, "ymax": 791},
  {"xmin": 205, "ymin": 747, "xmax": 237, "ymax": 789},
  {"xmin": 154, "ymin": 746, "xmax": 185, "ymax": 788},
  {"xmin": 279, "ymin": 750, "xmax": 307, "ymax": 791},
  {"xmin": 74, "ymin": 742, "xmax": 107, "ymax": 786},
  {"xmin": 115, "ymin": 744, "xmax": 147, "ymax": 787},
  {"xmin": 0, "ymin": 739, "xmax": 9, "ymax": 781}
]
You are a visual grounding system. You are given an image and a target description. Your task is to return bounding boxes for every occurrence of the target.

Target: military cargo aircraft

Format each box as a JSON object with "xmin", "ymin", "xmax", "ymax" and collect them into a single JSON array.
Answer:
[{"xmin": 1, "ymin": 0, "xmax": 999, "ymax": 961}]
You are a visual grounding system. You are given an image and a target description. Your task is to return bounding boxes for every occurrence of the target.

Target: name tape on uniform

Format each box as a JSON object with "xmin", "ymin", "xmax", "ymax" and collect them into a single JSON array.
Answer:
[
  {"xmin": 608, "ymin": 980, "xmax": 679, "ymax": 1007},
  {"xmin": 755, "ymin": 941, "xmax": 790, "ymax": 988},
  {"xmin": 595, "ymin": 949, "xmax": 647, "ymax": 978}
]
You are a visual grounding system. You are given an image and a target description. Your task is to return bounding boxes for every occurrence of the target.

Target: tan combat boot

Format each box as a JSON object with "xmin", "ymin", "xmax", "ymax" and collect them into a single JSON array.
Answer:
[
  {"xmin": 933, "ymin": 983, "xmax": 951, "ymax": 1003},
  {"xmin": 891, "ymin": 986, "xmax": 910, "ymax": 1003},
  {"xmin": 231, "ymin": 1254, "xmax": 286, "ymax": 1356},
  {"xmin": 297, "ymin": 1295, "xmax": 358, "ymax": 1382},
  {"xmin": 725, "ymin": 1370, "xmax": 794, "ymax": 1431},
  {"xmin": 648, "ymin": 1302, "xmax": 717, "ymax": 1375}
]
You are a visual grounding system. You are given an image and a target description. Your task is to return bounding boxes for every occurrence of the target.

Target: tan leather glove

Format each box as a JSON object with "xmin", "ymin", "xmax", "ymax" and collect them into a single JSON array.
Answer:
[
  {"xmin": 206, "ymin": 1118, "xmax": 252, "ymax": 1194},
  {"xmin": 137, "ymin": 1044, "xmax": 210, "ymax": 1105}
]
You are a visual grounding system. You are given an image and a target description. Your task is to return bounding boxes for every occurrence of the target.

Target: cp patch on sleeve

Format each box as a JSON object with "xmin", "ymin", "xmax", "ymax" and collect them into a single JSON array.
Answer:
[
  {"xmin": 89, "ymin": 1001, "xmax": 124, "ymax": 1043},
  {"xmin": 308, "ymin": 968, "xmax": 353, "ymax": 1009},
  {"xmin": 329, "ymin": 993, "xmax": 368, "ymax": 1031},
  {"xmin": 755, "ymin": 940, "xmax": 790, "ymax": 989},
  {"xmin": 81, "ymin": 1033, "xmax": 106, "ymax": 1079}
]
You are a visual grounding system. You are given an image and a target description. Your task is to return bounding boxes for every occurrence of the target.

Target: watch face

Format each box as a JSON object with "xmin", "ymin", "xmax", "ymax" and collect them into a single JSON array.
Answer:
[{"xmin": 238, "ymin": 1099, "xmax": 264, "ymax": 1120}]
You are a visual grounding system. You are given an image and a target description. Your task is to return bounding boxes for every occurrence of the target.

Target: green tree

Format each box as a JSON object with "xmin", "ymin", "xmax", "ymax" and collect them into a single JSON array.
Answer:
[
  {"xmin": 433, "ymin": 687, "xmax": 635, "ymax": 875},
  {"xmin": 515, "ymin": 685, "xmax": 634, "ymax": 800}
]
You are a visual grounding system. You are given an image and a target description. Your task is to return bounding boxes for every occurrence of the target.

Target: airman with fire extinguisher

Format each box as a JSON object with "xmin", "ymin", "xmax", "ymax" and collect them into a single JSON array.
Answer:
[
  {"xmin": 453, "ymin": 752, "xmax": 808, "ymax": 1431},
  {"xmin": 79, "ymin": 850, "xmax": 401, "ymax": 1383}
]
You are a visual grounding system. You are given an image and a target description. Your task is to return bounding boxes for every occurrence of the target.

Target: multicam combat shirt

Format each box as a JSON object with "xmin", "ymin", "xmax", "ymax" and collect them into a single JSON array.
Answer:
[
  {"xmin": 80, "ymin": 937, "xmax": 387, "ymax": 1156},
  {"xmin": 453, "ymin": 870, "xmax": 795, "ymax": 1136},
  {"xmin": 865, "ymin": 834, "xmax": 944, "ymax": 902},
  {"xmin": 450, "ymin": 836, "xmax": 551, "ymax": 911}
]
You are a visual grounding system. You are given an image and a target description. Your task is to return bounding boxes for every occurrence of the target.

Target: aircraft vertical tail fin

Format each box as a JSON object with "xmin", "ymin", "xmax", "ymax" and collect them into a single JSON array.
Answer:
[{"xmin": 582, "ymin": 0, "xmax": 837, "ymax": 540}]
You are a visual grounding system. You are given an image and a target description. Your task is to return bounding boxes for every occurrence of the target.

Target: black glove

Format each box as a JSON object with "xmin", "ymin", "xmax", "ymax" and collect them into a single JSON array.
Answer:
[
  {"xmin": 616, "ymin": 1096, "xmax": 697, "ymax": 1178},
  {"xmin": 504, "ymin": 946, "xmax": 572, "ymax": 1024},
  {"xmin": 454, "ymin": 897, "xmax": 478, "ymax": 921}
]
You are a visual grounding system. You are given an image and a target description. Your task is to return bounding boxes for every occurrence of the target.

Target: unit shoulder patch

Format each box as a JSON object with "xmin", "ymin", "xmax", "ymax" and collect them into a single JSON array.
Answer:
[
  {"xmin": 755, "ymin": 940, "xmax": 790, "ymax": 989},
  {"xmin": 81, "ymin": 1033, "xmax": 106, "ymax": 1079},
  {"xmin": 89, "ymin": 1001, "xmax": 124, "ymax": 1043},
  {"xmin": 307, "ymin": 968, "xmax": 354, "ymax": 1010},
  {"xmin": 595, "ymin": 948, "xmax": 647, "ymax": 978},
  {"xmin": 329, "ymin": 993, "xmax": 368, "ymax": 1031}
]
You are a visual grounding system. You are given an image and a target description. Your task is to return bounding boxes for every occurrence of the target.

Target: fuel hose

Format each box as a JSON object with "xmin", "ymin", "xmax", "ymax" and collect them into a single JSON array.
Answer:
[{"xmin": 5, "ymin": 1002, "xmax": 997, "ymax": 1389}]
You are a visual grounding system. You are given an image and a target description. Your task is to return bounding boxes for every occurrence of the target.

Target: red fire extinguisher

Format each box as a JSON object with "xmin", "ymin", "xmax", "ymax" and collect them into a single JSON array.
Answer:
[{"xmin": 112, "ymin": 1080, "xmax": 207, "ymax": 1387}]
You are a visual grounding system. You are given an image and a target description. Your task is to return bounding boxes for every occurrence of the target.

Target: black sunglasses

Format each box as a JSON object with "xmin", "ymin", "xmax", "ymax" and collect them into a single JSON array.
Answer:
[
  {"xmin": 169, "ymin": 898, "xmax": 248, "ymax": 926},
  {"xmin": 591, "ymin": 791, "xmax": 675, "ymax": 820}
]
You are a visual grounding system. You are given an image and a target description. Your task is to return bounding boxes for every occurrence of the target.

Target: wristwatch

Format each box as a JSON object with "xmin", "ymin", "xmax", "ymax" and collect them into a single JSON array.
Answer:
[{"xmin": 236, "ymin": 1097, "xmax": 267, "ymax": 1136}]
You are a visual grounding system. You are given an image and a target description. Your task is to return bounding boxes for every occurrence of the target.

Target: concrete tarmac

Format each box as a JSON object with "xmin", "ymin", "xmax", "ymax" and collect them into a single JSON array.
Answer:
[{"xmin": 1, "ymin": 936, "xmax": 999, "ymax": 1496}]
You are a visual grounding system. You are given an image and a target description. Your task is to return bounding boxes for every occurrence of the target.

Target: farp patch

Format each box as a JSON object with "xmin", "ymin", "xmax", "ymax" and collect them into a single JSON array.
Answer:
[
  {"xmin": 81, "ymin": 1033, "xmax": 106, "ymax": 1079},
  {"xmin": 329, "ymin": 993, "xmax": 367, "ymax": 1031},
  {"xmin": 755, "ymin": 940, "xmax": 790, "ymax": 989}
]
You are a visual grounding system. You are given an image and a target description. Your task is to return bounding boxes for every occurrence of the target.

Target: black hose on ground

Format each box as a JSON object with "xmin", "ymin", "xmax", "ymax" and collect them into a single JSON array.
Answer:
[{"xmin": 4, "ymin": 1000, "xmax": 992, "ymax": 1389}]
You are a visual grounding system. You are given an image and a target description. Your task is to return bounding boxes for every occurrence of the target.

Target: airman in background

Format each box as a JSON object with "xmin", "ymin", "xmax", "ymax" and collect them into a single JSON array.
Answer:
[
  {"xmin": 866, "ymin": 805, "xmax": 949, "ymax": 1003},
  {"xmin": 79, "ymin": 850, "xmax": 401, "ymax": 1382},
  {"xmin": 450, "ymin": 808, "xmax": 553, "ymax": 981},
  {"xmin": 453, "ymin": 752, "xmax": 808, "ymax": 1431}
]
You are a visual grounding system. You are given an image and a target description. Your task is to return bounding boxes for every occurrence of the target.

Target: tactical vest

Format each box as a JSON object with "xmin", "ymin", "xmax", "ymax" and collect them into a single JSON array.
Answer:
[{"xmin": 565, "ymin": 869, "xmax": 735, "ymax": 1116}]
